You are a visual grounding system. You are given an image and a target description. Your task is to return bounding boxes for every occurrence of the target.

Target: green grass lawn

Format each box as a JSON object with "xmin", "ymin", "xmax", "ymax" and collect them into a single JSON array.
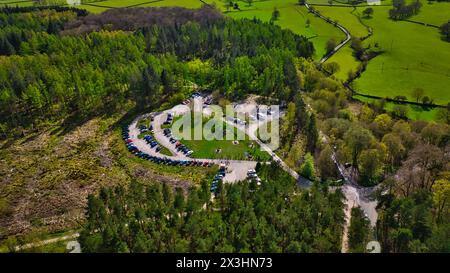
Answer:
[
  {"xmin": 352, "ymin": 6, "xmax": 450, "ymax": 106},
  {"xmin": 326, "ymin": 44, "xmax": 360, "ymax": 80},
  {"xmin": 171, "ymin": 112, "xmax": 270, "ymax": 160},
  {"xmin": 140, "ymin": 0, "xmax": 202, "ymax": 8},
  {"xmin": 409, "ymin": 2, "xmax": 450, "ymax": 26},
  {"xmin": 315, "ymin": 6, "xmax": 369, "ymax": 38}
]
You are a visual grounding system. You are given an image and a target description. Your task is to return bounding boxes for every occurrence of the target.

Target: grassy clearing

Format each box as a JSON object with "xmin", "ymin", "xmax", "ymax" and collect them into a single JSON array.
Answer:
[{"xmin": 171, "ymin": 112, "xmax": 270, "ymax": 160}]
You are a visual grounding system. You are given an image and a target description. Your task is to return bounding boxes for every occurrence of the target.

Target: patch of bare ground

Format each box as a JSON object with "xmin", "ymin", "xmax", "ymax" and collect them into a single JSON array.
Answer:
[
  {"xmin": 132, "ymin": 165, "xmax": 191, "ymax": 193},
  {"xmin": 347, "ymin": 101, "xmax": 362, "ymax": 117},
  {"xmin": 0, "ymin": 116, "xmax": 196, "ymax": 239}
]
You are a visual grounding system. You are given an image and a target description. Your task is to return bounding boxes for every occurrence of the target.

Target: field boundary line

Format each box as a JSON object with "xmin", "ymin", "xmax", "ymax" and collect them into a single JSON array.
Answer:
[{"xmin": 347, "ymin": 84, "xmax": 447, "ymax": 108}]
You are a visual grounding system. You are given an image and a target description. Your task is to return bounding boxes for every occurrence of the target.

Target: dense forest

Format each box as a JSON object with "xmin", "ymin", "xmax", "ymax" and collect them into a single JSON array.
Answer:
[
  {"xmin": 299, "ymin": 60, "xmax": 450, "ymax": 251},
  {"xmin": 79, "ymin": 164, "xmax": 345, "ymax": 253},
  {"xmin": 299, "ymin": 62, "xmax": 450, "ymax": 252},
  {"xmin": 0, "ymin": 6, "xmax": 448, "ymax": 253},
  {"xmin": 0, "ymin": 6, "xmax": 313, "ymax": 138}
]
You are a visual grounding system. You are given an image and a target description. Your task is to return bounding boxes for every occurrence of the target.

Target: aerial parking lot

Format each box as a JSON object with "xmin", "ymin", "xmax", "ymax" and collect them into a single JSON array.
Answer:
[{"xmin": 124, "ymin": 92, "xmax": 283, "ymax": 183}]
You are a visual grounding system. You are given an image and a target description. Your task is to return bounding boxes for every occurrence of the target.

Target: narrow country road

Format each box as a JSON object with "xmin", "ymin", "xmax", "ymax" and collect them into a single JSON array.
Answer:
[
  {"xmin": 222, "ymin": 110, "xmax": 311, "ymax": 188},
  {"xmin": 300, "ymin": 4, "xmax": 379, "ymax": 252},
  {"xmin": 304, "ymin": 2, "xmax": 352, "ymax": 64}
]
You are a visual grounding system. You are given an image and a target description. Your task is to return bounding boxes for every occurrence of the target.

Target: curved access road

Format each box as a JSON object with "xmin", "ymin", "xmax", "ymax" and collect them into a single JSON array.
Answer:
[
  {"xmin": 129, "ymin": 96, "xmax": 309, "ymax": 185},
  {"xmin": 304, "ymin": 2, "xmax": 352, "ymax": 64}
]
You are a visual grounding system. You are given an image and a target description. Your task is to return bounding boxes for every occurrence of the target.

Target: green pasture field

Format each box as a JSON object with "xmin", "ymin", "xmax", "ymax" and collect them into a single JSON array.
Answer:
[
  {"xmin": 410, "ymin": 1, "xmax": 450, "ymax": 26},
  {"xmin": 0, "ymin": 0, "xmax": 34, "ymax": 7},
  {"xmin": 314, "ymin": 6, "xmax": 369, "ymax": 38},
  {"xmin": 314, "ymin": 6, "xmax": 369, "ymax": 80},
  {"xmin": 139, "ymin": 0, "xmax": 202, "ymax": 8},
  {"xmin": 352, "ymin": 5, "xmax": 450, "ymax": 106},
  {"xmin": 69, "ymin": 0, "xmax": 202, "ymax": 13}
]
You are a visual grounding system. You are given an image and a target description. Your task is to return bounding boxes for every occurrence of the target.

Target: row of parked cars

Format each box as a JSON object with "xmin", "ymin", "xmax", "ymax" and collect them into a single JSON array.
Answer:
[
  {"xmin": 211, "ymin": 166, "xmax": 226, "ymax": 193},
  {"xmin": 123, "ymin": 126, "xmax": 139, "ymax": 154},
  {"xmin": 122, "ymin": 125, "xmax": 212, "ymax": 167},
  {"xmin": 143, "ymin": 134, "xmax": 162, "ymax": 153},
  {"xmin": 163, "ymin": 128, "xmax": 194, "ymax": 157}
]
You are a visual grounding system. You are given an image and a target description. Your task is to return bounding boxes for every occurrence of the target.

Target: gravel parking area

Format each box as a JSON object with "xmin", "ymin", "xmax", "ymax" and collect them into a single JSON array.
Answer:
[{"xmin": 127, "ymin": 94, "xmax": 302, "ymax": 184}]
